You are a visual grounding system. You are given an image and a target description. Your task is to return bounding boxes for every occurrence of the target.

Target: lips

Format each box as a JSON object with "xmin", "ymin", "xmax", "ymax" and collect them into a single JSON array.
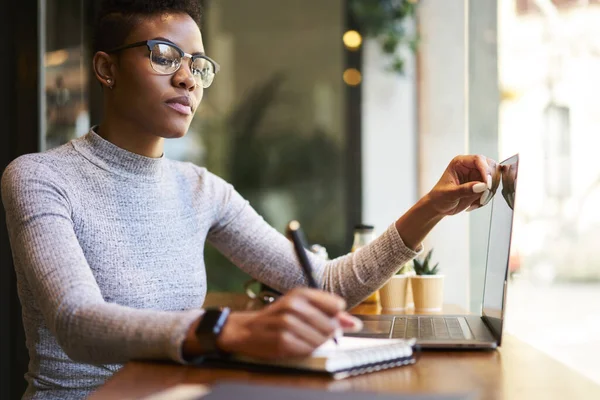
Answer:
[{"xmin": 165, "ymin": 96, "xmax": 193, "ymax": 116}]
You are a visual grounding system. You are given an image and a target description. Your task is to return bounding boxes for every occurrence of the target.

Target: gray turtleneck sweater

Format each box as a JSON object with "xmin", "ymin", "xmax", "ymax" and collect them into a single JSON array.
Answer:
[{"xmin": 1, "ymin": 128, "xmax": 420, "ymax": 399}]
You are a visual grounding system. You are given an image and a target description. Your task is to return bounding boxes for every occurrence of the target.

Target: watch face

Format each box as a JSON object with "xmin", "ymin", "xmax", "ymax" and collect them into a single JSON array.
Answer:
[
  {"xmin": 195, "ymin": 308, "xmax": 230, "ymax": 356},
  {"xmin": 196, "ymin": 308, "xmax": 230, "ymax": 337}
]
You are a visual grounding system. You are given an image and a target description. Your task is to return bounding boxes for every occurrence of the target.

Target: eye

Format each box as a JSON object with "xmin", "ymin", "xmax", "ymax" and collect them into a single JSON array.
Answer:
[
  {"xmin": 151, "ymin": 43, "xmax": 181, "ymax": 69},
  {"xmin": 192, "ymin": 59, "xmax": 213, "ymax": 77},
  {"xmin": 155, "ymin": 56, "xmax": 174, "ymax": 66},
  {"xmin": 192, "ymin": 66, "xmax": 208, "ymax": 77}
]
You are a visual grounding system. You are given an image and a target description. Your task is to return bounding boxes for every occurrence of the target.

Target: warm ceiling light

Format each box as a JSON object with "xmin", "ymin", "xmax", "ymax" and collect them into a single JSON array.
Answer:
[
  {"xmin": 343, "ymin": 68, "xmax": 362, "ymax": 86},
  {"xmin": 45, "ymin": 49, "xmax": 69, "ymax": 67},
  {"xmin": 343, "ymin": 30, "xmax": 362, "ymax": 51}
]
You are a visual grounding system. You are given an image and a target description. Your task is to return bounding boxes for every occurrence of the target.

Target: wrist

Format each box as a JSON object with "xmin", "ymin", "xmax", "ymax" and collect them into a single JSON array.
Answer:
[
  {"xmin": 420, "ymin": 192, "xmax": 447, "ymax": 220},
  {"xmin": 182, "ymin": 308, "xmax": 231, "ymax": 360},
  {"xmin": 182, "ymin": 318, "xmax": 202, "ymax": 360},
  {"xmin": 215, "ymin": 312, "xmax": 253, "ymax": 354},
  {"xmin": 395, "ymin": 195, "xmax": 445, "ymax": 250}
]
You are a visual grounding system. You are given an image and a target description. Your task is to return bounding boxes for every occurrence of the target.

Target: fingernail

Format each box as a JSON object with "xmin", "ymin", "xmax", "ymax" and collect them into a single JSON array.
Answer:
[
  {"xmin": 333, "ymin": 327, "xmax": 344, "ymax": 339},
  {"xmin": 466, "ymin": 204, "xmax": 478, "ymax": 212},
  {"xmin": 472, "ymin": 182, "xmax": 487, "ymax": 194},
  {"xmin": 349, "ymin": 316, "xmax": 363, "ymax": 332},
  {"xmin": 487, "ymin": 175, "xmax": 492, "ymax": 190},
  {"xmin": 480, "ymin": 189, "xmax": 491, "ymax": 205}
]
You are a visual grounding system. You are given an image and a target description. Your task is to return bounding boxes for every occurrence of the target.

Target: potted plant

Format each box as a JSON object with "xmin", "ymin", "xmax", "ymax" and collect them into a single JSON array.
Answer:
[
  {"xmin": 379, "ymin": 268, "xmax": 410, "ymax": 310},
  {"xmin": 378, "ymin": 260, "xmax": 414, "ymax": 310},
  {"xmin": 410, "ymin": 249, "xmax": 444, "ymax": 311},
  {"xmin": 398, "ymin": 260, "xmax": 416, "ymax": 308},
  {"xmin": 349, "ymin": 0, "xmax": 420, "ymax": 75}
]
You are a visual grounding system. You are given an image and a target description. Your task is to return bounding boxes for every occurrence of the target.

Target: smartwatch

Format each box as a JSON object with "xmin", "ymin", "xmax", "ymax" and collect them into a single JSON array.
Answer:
[{"xmin": 194, "ymin": 307, "xmax": 231, "ymax": 356}]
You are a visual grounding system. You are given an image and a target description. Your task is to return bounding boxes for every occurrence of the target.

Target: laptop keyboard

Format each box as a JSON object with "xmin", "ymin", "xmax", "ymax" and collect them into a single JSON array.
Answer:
[{"xmin": 392, "ymin": 317, "xmax": 467, "ymax": 340}]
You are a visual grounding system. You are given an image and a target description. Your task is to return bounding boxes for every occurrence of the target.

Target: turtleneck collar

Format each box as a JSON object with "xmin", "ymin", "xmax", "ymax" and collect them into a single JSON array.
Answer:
[{"xmin": 71, "ymin": 127, "xmax": 164, "ymax": 182}]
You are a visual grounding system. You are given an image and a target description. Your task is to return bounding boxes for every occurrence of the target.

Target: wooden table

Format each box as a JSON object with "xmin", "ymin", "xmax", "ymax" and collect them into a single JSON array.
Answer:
[{"xmin": 90, "ymin": 293, "xmax": 600, "ymax": 400}]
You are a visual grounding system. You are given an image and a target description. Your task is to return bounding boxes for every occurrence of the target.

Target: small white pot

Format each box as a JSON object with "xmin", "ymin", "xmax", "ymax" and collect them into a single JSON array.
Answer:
[
  {"xmin": 379, "ymin": 275, "xmax": 409, "ymax": 310},
  {"xmin": 404, "ymin": 270, "xmax": 416, "ymax": 308},
  {"xmin": 410, "ymin": 275, "xmax": 444, "ymax": 312}
]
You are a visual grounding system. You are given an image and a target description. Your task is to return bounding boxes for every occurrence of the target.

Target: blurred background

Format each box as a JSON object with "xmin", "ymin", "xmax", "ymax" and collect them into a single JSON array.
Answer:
[{"xmin": 2, "ymin": 0, "xmax": 599, "ymax": 397}]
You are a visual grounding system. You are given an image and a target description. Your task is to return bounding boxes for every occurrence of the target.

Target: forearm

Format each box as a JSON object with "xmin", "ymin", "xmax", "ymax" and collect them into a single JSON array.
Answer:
[
  {"xmin": 183, "ymin": 318, "xmax": 203, "ymax": 358},
  {"xmin": 210, "ymin": 200, "xmax": 422, "ymax": 307},
  {"xmin": 183, "ymin": 311, "xmax": 255, "ymax": 359},
  {"xmin": 53, "ymin": 301, "xmax": 203, "ymax": 364},
  {"xmin": 395, "ymin": 193, "xmax": 445, "ymax": 251}
]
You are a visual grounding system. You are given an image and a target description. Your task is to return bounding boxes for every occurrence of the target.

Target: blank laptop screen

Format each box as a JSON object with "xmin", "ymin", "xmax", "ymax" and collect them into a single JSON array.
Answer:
[{"xmin": 482, "ymin": 154, "xmax": 519, "ymax": 339}]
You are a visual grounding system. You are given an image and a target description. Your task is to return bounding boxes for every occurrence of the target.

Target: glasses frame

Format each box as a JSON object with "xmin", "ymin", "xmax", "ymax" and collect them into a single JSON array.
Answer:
[{"xmin": 106, "ymin": 39, "xmax": 220, "ymax": 88}]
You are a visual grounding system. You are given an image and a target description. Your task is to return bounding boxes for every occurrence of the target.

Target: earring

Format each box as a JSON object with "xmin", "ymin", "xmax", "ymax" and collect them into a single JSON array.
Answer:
[{"xmin": 106, "ymin": 78, "xmax": 113, "ymax": 89}]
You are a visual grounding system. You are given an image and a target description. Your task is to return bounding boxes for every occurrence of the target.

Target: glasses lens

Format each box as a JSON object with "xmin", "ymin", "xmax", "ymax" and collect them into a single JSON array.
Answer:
[
  {"xmin": 150, "ymin": 43, "xmax": 181, "ymax": 74},
  {"xmin": 191, "ymin": 57, "xmax": 216, "ymax": 88}
]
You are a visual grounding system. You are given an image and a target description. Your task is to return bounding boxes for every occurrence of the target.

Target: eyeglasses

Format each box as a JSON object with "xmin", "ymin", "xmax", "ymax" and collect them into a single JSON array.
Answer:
[{"xmin": 107, "ymin": 39, "xmax": 220, "ymax": 88}]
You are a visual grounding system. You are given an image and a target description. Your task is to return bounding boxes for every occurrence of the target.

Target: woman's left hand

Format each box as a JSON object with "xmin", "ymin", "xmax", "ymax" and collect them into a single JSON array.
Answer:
[{"xmin": 427, "ymin": 155, "xmax": 501, "ymax": 216}]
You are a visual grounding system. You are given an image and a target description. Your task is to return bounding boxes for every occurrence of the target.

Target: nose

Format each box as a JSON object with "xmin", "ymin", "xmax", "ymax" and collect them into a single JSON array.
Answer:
[{"xmin": 172, "ymin": 57, "xmax": 197, "ymax": 92}]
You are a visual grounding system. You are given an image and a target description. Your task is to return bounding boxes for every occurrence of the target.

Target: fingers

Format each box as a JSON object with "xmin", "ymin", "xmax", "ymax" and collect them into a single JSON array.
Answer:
[
  {"xmin": 229, "ymin": 290, "xmax": 355, "ymax": 360},
  {"xmin": 479, "ymin": 188, "xmax": 494, "ymax": 206},
  {"xmin": 474, "ymin": 155, "xmax": 500, "ymax": 188},
  {"xmin": 456, "ymin": 181, "xmax": 488, "ymax": 197},
  {"xmin": 449, "ymin": 154, "xmax": 498, "ymax": 189},
  {"xmin": 253, "ymin": 328, "xmax": 316, "ymax": 359},
  {"xmin": 267, "ymin": 313, "xmax": 330, "ymax": 348},
  {"xmin": 474, "ymin": 155, "xmax": 491, "ymax": 186},
  {"xmin": 256, "ymin": 289, "xmax": 348, "ymax": 358},
  {"xmin": 470, "ymin": 155, "xmax": 501, "ymax": 207},
  {"xmin": 271, "ymin": 289, "xmax": 342, "ymax": 337},
  {"xmin": 273, "ymin": 332, "xmax": 317, "ymax": 357},
  {"xmin": 466, "ymin": 203, "xmax": 479, "ymax": 212},
  {"xmin": 489, "ymin": 159, "xmax": 502, "ymax": 191},
  {"xmin": 297, "ymin": 288, "xmax": 346, "ymax": 316},
  {"xmin": 337, "ymin": 311, "xmax": 364, "ymax": 333},
  {"xmin": 472, "ymin": 182, "xmax": 488, "ymax": 194}
]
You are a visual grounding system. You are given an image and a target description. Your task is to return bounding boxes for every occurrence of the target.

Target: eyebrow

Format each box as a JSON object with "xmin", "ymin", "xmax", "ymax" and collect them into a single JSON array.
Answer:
[{"xmin": 153, "ymin": 36, "xmax": 205, "ymax": 56}]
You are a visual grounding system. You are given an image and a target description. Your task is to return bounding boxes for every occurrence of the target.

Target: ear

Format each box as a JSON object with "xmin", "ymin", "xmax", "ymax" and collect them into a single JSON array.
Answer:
[{"xmin": 93, "ymin": 51, "xmax": 117, "ymax": 89}]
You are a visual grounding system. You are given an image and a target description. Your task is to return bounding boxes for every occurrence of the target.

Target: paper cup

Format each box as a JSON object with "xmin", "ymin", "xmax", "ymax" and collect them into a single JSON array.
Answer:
[
  {"xmin": 410, "ymin": 275, "xmax": 444, "ymax": 312},
  {"xmin": 379, "ymin": 275, "xmax": 409, "ymax": 310}
]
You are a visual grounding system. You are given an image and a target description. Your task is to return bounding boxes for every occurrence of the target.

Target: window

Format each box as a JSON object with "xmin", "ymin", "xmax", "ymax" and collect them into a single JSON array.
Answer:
[
  {"xmin": 42, "ymin": 0, "xmax": 356, "ymax": 293},
  {"xmin": 166, "ymin": 0, "xmax": 352, "ymax": 291},
  {"xmin": 516, "ymin": 0, "xmax": 600, "ymax": 15},
  {"xmin": 44, "ymin": 0, "xmax": 89, "ymax": 150},
  {"xmin": 499, "ymin": 0, "xmax": 600, "ymax": 383}
]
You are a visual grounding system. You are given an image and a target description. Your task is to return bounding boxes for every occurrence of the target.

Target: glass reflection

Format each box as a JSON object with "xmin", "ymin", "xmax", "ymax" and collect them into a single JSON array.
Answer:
[{"xmin": 44, "ymin": 0, "xmax": 89, "ymax": 150}]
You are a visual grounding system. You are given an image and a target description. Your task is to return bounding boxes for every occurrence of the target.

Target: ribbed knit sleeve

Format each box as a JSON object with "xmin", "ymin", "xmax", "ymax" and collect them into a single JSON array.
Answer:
[
  {"xmin": 2, "ymin": 158, "xmax": 202, "ymax": 365},
  {"xmin": 204, "ymin": 171, "xmax": 422, "ymax": 308}
]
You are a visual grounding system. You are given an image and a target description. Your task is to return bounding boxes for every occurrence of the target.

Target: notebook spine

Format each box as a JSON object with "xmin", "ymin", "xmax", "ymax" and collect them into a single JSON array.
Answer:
[
  {"xmin": 332, "ymin": 357, "xmax": 416, "ymax": 380},
  {"xmin": 344, "ymin": 344, "xmax": 413, "ymax": 367}
]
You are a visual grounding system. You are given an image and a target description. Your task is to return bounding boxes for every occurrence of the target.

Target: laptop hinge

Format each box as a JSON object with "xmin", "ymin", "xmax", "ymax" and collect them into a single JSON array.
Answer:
[{"xmin": 481, "ymin": 316, "xmax": 501, "ymax": 343}]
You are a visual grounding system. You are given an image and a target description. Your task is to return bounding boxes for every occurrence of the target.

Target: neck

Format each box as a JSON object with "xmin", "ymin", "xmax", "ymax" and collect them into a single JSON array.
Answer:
[{"xmin": 98, "ymin": 112, "xmax": 164, "ymax": 159}]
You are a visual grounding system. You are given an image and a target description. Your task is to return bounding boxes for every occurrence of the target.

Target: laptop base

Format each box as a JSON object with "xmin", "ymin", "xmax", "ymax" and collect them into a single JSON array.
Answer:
[{"xmin": 349, "ymin": 314, "xmax": 498, "ymax": 350}]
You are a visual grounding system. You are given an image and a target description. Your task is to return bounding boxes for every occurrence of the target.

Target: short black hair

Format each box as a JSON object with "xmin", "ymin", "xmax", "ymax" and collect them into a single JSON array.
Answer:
[{"xmin": 93, "ymin": 0, "xmax": 203, "ymax": 54}]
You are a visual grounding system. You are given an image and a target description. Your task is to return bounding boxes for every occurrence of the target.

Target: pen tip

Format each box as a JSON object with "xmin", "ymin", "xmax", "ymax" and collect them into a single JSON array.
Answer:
[{"xmin": 288, "ymin": 220, "xmax": 300, "ymax": 231}]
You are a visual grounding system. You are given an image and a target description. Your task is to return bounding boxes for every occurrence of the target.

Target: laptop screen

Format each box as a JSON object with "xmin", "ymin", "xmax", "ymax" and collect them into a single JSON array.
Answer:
[{"xmin": 481, "ymin": 154, "xmax": 519, "ymax": 343}]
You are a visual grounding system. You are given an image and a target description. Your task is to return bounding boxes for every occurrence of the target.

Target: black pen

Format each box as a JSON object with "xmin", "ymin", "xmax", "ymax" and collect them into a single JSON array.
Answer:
[{"xmin": 286, "ymin": 220, "xmax": 340, "ymax": 345}]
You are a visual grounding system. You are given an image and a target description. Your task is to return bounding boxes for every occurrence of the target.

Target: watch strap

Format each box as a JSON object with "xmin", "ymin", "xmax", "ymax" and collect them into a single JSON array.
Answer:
[{"xmin": 194, "ymin": 307, "xmax": 231, "ymax": 357}]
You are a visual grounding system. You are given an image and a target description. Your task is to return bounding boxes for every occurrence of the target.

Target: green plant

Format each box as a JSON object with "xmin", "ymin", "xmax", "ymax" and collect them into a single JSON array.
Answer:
[
  {"xmin": 397, "ymin": 260, "xmax": 414, "ymax": 275},
  {"xmin": 195, "ymin": 73, "xmax": 346, "ymax": 291},
  {"xmin": 413, "ymin": 249, "xmax": 440, "ymax": 275},
  {"xmin": 349, "ymin": 0, "xmax": 419, "ymax": 74}
]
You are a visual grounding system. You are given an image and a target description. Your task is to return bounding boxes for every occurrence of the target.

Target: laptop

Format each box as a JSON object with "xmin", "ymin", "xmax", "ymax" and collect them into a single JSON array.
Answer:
[{"xmin": 349, "ymin": 154, "xmax": 519, "ymax": 350}]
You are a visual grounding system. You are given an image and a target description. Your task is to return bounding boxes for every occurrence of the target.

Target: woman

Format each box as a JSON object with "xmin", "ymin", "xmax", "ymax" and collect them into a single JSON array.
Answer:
[{"xmin": 1, "ymin": 1, "xmax": 500, "ymax": 399}]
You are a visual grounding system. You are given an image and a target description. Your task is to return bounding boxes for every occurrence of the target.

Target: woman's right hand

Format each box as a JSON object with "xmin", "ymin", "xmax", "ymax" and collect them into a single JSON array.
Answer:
[{"xmin": 215, "ymin": 288, "xmax": 362, "ymax": 359}]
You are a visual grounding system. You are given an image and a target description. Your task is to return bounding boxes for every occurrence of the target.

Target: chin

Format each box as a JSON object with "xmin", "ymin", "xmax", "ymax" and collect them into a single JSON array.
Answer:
[
  {"xmin": 161, "ymin": 130, "xmax": 188, "ymax": 139},
  {"xmin": 160, "ymin": 122, "xmax": 192, "ymax": 139}
]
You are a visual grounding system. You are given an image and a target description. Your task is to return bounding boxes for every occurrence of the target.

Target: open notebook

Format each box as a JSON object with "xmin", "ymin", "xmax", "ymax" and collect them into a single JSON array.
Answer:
[{"xmin": 203, "ymin": 337, "xmax": 416, "ymax": 380}]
